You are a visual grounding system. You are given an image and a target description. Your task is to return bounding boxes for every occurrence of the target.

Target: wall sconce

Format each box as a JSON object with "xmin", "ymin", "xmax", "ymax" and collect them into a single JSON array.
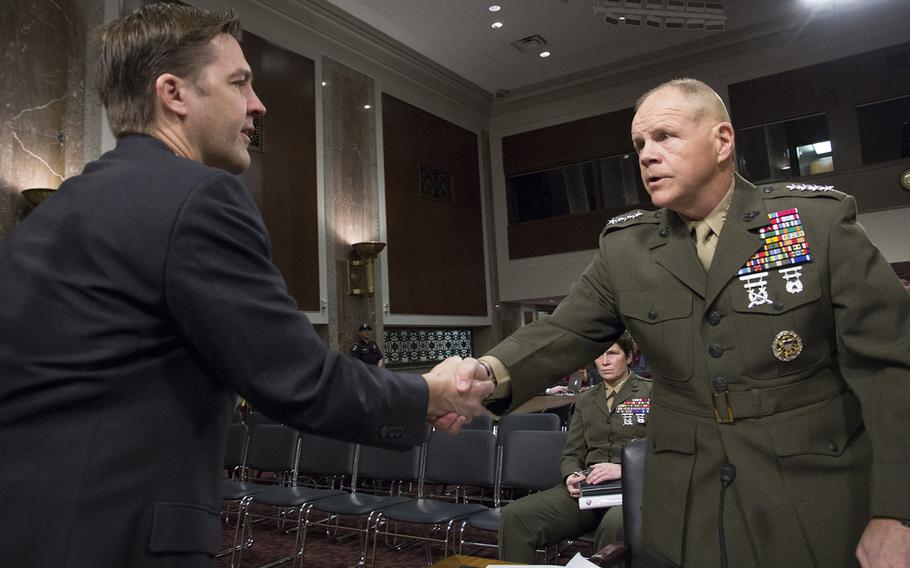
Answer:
[
  {"xmin": 22, "ymin": 188, "xmax": 56, "ymax": 207},
  {"xmin": 347, "ymin": 241, "xmax": 386, "ymax": 297}
]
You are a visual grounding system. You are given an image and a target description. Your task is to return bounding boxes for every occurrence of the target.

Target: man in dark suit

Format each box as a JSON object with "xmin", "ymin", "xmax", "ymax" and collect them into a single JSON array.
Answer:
[
  {"xmin": 0, "ymin": 4, "xmax": 491, "ymax": 567},
  {"xmin": 463, "ymin": 79, "xmax": 910, "ymax": 567}
]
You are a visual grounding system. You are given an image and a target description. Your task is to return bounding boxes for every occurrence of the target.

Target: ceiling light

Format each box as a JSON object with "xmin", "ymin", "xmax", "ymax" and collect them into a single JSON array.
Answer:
[
  {"xmin": 321, "ymin": 81, "xmax": 327, "ymax": 87},
  {"xmin": 539, "ymin": 51, "xmax": 551, "ymax": 58},
  {"xmin": 488, "ymin": 4, "xmax": 502, "ymax": 11},
  {"xmin": 491, "ymin": 21, "xmax": 503, "ymax": 29},
  {"xmin": 363, "ymin": 105, "xmax": 371, "ymax": 109}
]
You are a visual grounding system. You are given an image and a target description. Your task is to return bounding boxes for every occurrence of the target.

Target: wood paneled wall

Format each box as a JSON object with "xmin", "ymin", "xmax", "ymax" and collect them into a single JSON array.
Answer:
[
  {"xmin": 382, "ymin": 94, "xmax": 487, "ymax": 316},
  {"xmin": 501, "ymin": 107, "xmax": 642, "ymax": 259},
  {"xmin": 238, "ymin": 32, "xmax": 320, "ymax": 312}
]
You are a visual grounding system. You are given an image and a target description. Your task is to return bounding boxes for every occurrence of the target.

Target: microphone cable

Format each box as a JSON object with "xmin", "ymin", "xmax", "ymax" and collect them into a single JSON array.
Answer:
[{"xmin": 718, "ymin": 462, "xmax": 737, "ymax": 568}]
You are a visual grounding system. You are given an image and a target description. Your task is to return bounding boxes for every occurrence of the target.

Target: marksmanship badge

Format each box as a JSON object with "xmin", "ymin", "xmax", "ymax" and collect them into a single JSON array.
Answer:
[
  {"xmin": 739, "ymin": 271, "xmax": 773, "ymax": 308},
  {"xmin": 772, "ymin": 330, "xmax": 803, "ymax": 362}
]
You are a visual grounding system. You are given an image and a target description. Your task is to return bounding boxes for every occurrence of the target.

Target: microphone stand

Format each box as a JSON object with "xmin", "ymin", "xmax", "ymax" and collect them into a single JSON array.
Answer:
[{"xmin": 718, "ymin": 463, "xmax": 737, "ymax": 568}]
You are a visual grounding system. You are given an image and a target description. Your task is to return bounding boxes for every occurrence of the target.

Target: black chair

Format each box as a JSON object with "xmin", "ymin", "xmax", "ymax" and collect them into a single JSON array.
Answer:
[
  {"xmin": 242, "ymin": 433, "xmax": 357, "ymax": 567},
  {"xmin": 591, "ymin": 438, "xmax": 669, "ymax": 568},
  {"xmin": 371, "ymin": 429, "xmax": 497, "ymax": 566},
  {"xmin": 496, "ymin": 413, "xmax": 561, "ymax": 448},
  {"xmin": 461, "ymin": 414, "xmax": 494, "ymax": 431},
  {"xmin": 458, "ymin": 429, "xmax": 567, "ymax": 556},
  {"xmin": 220, "ymin": 424, "xmax": 300, "ymax": 565},
  {"xmin": 298, "ymin": 443, "xmax": 423, "ymax": 567}
]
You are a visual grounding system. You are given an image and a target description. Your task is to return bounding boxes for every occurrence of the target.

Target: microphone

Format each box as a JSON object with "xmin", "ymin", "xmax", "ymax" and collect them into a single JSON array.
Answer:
[{"xmin": 718, "ymin": 462, "xmax": 736, "ymax": 568}]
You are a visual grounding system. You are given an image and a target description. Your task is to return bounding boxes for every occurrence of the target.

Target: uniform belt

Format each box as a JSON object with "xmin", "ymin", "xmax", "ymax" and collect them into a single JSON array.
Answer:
[{"xmin": 654, "ymin": 373, "xmax": 846, "ymax": 423}]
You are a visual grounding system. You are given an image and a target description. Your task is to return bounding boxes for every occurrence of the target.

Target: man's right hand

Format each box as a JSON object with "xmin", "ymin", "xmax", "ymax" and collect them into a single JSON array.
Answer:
[
  {"xmin": 566, "ymin": 472, "xmax": 586, "ymax": 498},
  {"xmin": 422, "ymin": 357, "xmax": 495, "ymax": 433}
]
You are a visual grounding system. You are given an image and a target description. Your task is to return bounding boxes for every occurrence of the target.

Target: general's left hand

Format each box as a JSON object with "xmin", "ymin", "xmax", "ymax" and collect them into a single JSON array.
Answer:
[{"xmin": 856, "ymin": 518, "xmax": 910, "ymax": 568}]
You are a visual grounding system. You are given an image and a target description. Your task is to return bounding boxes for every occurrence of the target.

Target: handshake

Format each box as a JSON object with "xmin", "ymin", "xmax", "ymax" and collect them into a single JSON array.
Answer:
[{"xmin": 422, "ymin": 357, "xmax": 497, "ymax": 433}]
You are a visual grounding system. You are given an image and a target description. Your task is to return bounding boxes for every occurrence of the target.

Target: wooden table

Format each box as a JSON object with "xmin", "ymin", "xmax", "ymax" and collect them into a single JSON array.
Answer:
[
  {"xmin": 511, "ymin": 394, "xmax": 577, "ymax": 414},
  {"xmin": 429, "ymin": 554, "xmax": 513, "ymax": 567}
]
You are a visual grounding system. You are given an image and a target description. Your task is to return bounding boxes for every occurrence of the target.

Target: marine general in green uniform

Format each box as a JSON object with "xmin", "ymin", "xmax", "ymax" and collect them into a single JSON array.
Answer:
[
  {"xmin": 498, "ymin": 335, "xmax": 651, "ymax": 562},
  {"xmin": 469, "ymin": 79, "xmax": 910, "ymax": 567}
]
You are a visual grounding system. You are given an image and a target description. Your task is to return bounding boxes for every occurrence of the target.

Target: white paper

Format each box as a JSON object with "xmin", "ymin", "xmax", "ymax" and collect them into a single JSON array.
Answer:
[{"xmin": 491, "ymin": 552, "xmax": 599, "ymax": 568}]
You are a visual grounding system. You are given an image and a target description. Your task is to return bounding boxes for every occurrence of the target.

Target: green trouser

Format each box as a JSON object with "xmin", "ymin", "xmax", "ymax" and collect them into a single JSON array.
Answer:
[{"xmin": 498, "ymin": 484, "xmax": 624, "ymax": 563}]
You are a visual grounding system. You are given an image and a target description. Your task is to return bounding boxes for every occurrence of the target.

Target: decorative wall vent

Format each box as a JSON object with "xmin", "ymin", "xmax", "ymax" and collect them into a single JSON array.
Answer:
[
  {"xmin": 248, "ymin": 116, "xmax": 263, "ymax": 151},
  {"xmin": 384, "ymin": 328, "xmax": 472, "ymax": 367},
  {"xmin": 419, "ymin": 163, "xmax": 453, "ymax": 203},
  {"xmin": 510, "ymin": 34, "xmax": 548, "ymax": 55}
]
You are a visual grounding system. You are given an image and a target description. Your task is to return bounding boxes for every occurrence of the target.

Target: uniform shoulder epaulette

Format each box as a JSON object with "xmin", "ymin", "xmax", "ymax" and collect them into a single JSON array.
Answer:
[
  {"xmin": 601, "ymin": 209, "xmax": 660, "ymax": 236},
  {"xmin": 759, "ymin": 182, "xmax": 846, "ymax": 200}
]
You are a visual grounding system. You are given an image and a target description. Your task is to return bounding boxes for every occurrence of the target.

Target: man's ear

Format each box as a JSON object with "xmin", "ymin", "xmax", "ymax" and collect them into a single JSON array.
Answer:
[
  {"xmin": 155, "ymin": 73, "xmax": 189, "ymax": 118},
  {"xmin": 713, "ymin": 122, "xmax": 734, "ymax": 163}
]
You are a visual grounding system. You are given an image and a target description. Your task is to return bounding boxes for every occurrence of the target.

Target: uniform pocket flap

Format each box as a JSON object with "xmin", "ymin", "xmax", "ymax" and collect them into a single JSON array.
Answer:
[
  {"xmin": 766, "ymin": 393, "xmax": 863, "ymax": 457},
  {"xmin": 620, "ymin": 291, "xmax": 692, "ymax": 323},
  {"xmin": 651, "ymin": 419, "xmax": 696, "ymax": 455},
  {"xmin": 148, "ymin": 501, "xmax": 221, "ymax": 555}
]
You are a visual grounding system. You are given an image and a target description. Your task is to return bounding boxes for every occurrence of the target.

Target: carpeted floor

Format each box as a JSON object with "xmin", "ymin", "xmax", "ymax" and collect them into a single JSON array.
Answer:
[{"xmin": 216, "ymin": 502, "xmax": 591, "ymax": 567}]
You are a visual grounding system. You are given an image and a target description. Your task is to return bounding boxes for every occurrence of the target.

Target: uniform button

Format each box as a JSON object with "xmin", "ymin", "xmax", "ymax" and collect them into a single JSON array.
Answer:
[
  {"xmin": 659, "ymin": 227, "xmax": 670, "ymax": 238},
  {"xmin": 827, "ymin": 441, "xmax": 839, "ymax": 453},
  {"xmin": 648, "ymin": 309, "xmax": 657, "ymax": 320},
  {"xmin": 763, "ymin": 187, "xmax": 774, "ymax": 193},
  {"xmin": 706, "ymin": 310, "xmax": 721, "ymax": 325},
  {"xmin": 708, "ymin": 344, "xmax": 723, "ymax": 358},
  {"xmin": 712, "ymin": 377, "xmax": 727, "ymax": 392},
  {"xmin": 655, "ymin": 211, "xmax": 663, "ymax": 219},
  {"xmin": 773, "ymin": 300, "xmax": 785, "ymax": 311}
]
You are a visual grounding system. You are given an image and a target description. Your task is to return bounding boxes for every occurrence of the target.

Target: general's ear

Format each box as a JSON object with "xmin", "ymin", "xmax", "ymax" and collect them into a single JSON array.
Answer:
[
  {"xmin": 155, "ymin": 73, "xmax": 190, "ymax": 118},
  {"xmin": 712, "ymin": 121, "xmax": 734, "ymax": 163}
]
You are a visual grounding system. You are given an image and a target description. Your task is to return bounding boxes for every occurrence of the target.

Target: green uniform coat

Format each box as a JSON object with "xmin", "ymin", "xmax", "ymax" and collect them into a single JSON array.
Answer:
[
  {"xmin": 499, "ymin": 374, "xmax": 651, "ymax": 562},
  {"xmin": 487, "ymin": 174, "xmax": 910, "ymax": 568}
]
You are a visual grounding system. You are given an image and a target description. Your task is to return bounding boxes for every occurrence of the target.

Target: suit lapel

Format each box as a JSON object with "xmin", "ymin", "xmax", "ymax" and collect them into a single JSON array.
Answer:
[
  {"xmin": 651, "ymin": 212, "xmax": 707, "ymax": 298},
  {"xmin": 704, "ymin": 175, "xmax": 769, "ymax": 310}
]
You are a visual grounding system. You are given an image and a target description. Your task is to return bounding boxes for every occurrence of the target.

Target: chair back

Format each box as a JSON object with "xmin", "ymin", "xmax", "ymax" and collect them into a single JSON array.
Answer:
[
  {"xmin": 297, "ymin": 432, "xmax": 358, "ymax": 481},
  {"xmin": 500, "ymin": 429, "xmax": 566, "ymax": 492},
  {"xmin": 223, "ymin": 422, "xmax": 250, "ymax": 475},
  {"xmin": 245, "ymin": 412, "xmax": 279, "ymax": 429},
  {"xmin": 244, "ymin": 424, "xmax": 300, "ymax": 476},
  {"xmin": 621, "ymin": 437, "xmax": 669, "ymax": 568},
  {"xmin": 461, "ymin": 414, "xmax": 494, "ymax": 430},
  {"xmin": 423, "ymin": 429, "xmax": 497, "ymax": 488},
  {"xmin": 356, "ymin": 444, "xmax": 423, "ymax": 485},
  {"xmin": 497, "ymin": 413, "xmax": 560, "ymax": 446}
]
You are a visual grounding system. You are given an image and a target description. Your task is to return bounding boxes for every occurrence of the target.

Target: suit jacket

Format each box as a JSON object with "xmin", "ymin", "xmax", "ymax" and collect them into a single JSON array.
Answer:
[
  {"xmin": 560, "ymin": 373, "xmax": 651, "ymax": 480},
  {"xmin": 0, "ymin": 135, "xmax": 429, "ymax": 567},
  {"xmin": 487, "ymin": 174, "xmax": 910, "ymax": 567}
]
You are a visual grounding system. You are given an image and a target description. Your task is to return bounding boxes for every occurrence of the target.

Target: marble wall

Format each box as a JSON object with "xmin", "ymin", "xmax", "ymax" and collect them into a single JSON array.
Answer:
[
  {"xmin": 0, "ymin": 0, "xmax": 104, "ymax": 238},
  {"xmin": 321, "ymin": 57, "xmax": 383, "ymax": 352}
]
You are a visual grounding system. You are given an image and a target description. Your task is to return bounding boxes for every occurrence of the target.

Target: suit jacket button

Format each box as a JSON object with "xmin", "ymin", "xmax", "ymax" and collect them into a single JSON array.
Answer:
[
  {"xmin": 706, "ymin": 310, "xmax": 721, "ymax": 325},
  {"xmin": 708, "ymin": 344, "xmax": 723, "ymax": 358},
  {"xmin": 648, "ymin": 309, "xmax": 657, "ymax": 320}
]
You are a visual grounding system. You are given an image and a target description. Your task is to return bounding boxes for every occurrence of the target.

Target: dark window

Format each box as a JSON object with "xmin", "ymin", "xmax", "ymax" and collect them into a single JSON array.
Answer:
[
  {"xmin": 857, "ymin": 95, "xmax": 910, "ymax": 165},
  {"xmin": 596, "ymin": 153, "xmax": 648, "ymax": 210},
  {"xmin": 507, "ymin": 153, "xmax": 647, "ymax": 224},
  {"xmin": 736, "ymin": 113, "xmax": 834, "ymax": 183},
  {"xmin": 507, "ymin": 161, "xmax": 595, "ymax": 223}
]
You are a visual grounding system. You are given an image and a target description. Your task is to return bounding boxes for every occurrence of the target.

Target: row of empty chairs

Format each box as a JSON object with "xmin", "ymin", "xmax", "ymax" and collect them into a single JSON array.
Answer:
[{"xmin": 221, "ymin": 412, "xmax": 564, "ymax": 567}]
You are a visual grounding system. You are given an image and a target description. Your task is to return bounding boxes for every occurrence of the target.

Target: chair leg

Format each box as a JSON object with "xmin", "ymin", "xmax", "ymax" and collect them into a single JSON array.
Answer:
[{"xmin": 230, "ymin": 495, "xmax": 254, "ymax": 568}]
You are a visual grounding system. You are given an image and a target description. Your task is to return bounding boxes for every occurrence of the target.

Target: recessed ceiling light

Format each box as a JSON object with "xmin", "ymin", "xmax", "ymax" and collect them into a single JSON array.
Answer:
[
  {"xmin": 491, "ymin": 21, "xmax": 503, "ymax": 29},
  {"xmin": 321, "ymin": 81, "xmax": 327, "ymax": 87},
  {"xmin": 363, "ymin": 105, "xmax": 371, "ymax": 109},
  {"xmin": 539, "ymin": 51, "xmax": 551, "ymax": 58},
  {"xmin": 488, "ymin": 4, "xmax": 501, "ymax": 12}
]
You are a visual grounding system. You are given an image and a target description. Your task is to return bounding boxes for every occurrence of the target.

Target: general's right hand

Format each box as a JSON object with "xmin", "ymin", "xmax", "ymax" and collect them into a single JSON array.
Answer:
[
  {"xmin": 422, "ymin": 357, "xmax": 495, "ymax": 433},
  {"xmin": 565, "ymin": 472, "xmax": 586, "ymax": 498}
]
